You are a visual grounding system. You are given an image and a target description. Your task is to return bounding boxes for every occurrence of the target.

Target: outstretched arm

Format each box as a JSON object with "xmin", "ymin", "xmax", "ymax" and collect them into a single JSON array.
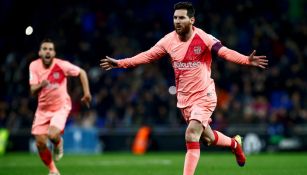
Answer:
[
  {"xmin": 217, "ymin": 45, "xmax": 268, "ymax": 68},
  {"xmin": 100, "ymin": 40, "xmax": 167, "ymax": 70},
  {"xmin": 79, "ymin": 68, "xmax": 92, "ymax": 108}
]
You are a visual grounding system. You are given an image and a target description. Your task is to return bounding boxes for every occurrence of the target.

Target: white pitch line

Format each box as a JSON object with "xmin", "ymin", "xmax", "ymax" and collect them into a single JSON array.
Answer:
[{"xmin": 0, "ymin": 159, "xmax": 172, "ymax": 167}]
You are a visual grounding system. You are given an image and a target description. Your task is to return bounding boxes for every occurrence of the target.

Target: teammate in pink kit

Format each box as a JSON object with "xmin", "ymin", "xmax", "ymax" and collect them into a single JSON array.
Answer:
[
  {"xmin": 29, "ymin": 39, "xmax": 92, "ymax": 175},
  {"xmin": 100, "ymin": 2, "xmax": 267, "ymax": 175}
]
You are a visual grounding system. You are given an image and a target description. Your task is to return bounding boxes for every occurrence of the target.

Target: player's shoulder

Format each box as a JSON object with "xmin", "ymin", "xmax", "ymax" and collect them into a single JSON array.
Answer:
[
  {"xmin": 53, "ymin": 58, "xmax": 66, "ymax": 63},
  {"xmin": 194, "ymin": 27, "xmax": 220, "ymax": 43},
  {"xmin": 54, "ymin": 58, "xmax": 79, "ymax": 69},
  {"xmin": 29, "ymin": 59, "xmax": 41, "ymax": 68},
  {"xmin": 194, "ymin": 27, "xmax": 209, "ymax": 37},
  {"xmin": 163, "ymin": 31, "xmax": 177, "ymax": 40},
  {"xmin": 53, "ymin": 58, "xmax": 72, "ymax": 65}
]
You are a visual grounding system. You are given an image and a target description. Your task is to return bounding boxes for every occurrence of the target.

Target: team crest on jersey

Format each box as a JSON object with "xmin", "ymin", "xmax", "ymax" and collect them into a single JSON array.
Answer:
[
  {"xmin": 47, "ymin": 64, "xmax": 65, "ymax": 84},
  {"xmin": 193, "ymin": 46, "xmax": 202, "ymax": 54},
  {"xmin": 53, "ymin": 72, "xmax": 60, "ymax": 79}
]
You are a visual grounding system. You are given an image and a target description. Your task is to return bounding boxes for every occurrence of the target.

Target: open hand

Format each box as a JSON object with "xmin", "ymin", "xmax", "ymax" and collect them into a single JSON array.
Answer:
[
  {"xmin": 100, "ymin": 56, "xmax": 119, "ymax": 70},
  {"xmin": 248, "ymin": 50, "xmax": 268, "ymax": 69}
]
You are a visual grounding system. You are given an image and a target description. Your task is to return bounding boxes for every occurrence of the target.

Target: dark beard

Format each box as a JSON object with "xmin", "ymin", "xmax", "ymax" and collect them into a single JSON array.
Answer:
[{"xmin": 175, "ymin": 24, "xmax": 189, "ymax": 35}]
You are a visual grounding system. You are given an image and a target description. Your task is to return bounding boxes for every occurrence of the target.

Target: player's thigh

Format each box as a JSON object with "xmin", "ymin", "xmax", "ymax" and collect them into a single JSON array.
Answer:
[
  {"xmin": 49, "ymin": 106, "xmax": 70, "ymax": 136},
  {"xmin": 32, "ymin": 110, "xmax": 52, "ymax": 135},
  {"xmin": 190, "ymin": 104, "xmax": 215, "ymax": 128}
]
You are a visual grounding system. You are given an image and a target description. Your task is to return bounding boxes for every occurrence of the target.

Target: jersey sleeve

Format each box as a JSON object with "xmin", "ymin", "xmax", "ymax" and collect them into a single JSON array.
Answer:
[
  {"xmin": 198, "ymin": 30, "xmax": 221, "ymax": 50},
  {"xmin": 117, "ymin": 37, "xmax": 168, "ymax": 68},
  {"xmin": 29, "ymin": 62, "xmax": 39, "ymax": 85},
  {"xmin": 199, "ymin": 30, "xmax": 249, "ymax": 65},
  {"xmin": 217, "ymin": 46, "xmax": 250, "ymax": 65},
  {"xmin": 60, "ymin": 60, "xmax": 81, "ymax": 77},
  {"xmin": 206, "ymin": 34, "xmax": 221, "ymax": 49}
]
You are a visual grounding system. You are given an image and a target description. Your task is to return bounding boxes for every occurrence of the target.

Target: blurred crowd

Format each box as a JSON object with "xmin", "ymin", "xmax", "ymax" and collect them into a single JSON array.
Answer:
[{"xmin": 0, "ymin": 0, "xmax": 306, "ymax": 135}]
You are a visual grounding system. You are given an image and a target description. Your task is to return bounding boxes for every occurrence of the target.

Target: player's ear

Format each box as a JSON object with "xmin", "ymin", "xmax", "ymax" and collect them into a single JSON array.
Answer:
[{"xmin": 190, "ymin": 17, "xmax": 195, "ymax": 25}]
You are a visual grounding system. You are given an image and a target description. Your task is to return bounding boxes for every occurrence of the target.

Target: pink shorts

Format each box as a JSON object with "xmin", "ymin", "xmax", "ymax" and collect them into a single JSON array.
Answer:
[
  {"xmin": 180, "ymin": 92, "xmax": 217, "ymax": 128},
  {"xmin": 31, "ymin": 103, "xmax": 71, "ymax": 135}
]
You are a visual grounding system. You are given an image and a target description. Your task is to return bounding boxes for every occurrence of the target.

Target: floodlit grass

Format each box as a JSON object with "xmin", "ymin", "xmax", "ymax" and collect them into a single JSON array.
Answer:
[{"xmin": 0, "ymin": 151, "xmax": 306, "ymax": 175}]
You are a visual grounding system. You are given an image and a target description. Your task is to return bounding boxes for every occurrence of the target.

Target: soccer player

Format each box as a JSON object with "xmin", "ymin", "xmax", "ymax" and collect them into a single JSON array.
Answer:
[
  {"xmin": 29, "ymin": 38, "xmax": 92, "ymax": 175},
  {"xmin": 100, "ymin": 2, "xmax": 267, "ymax": 175}
]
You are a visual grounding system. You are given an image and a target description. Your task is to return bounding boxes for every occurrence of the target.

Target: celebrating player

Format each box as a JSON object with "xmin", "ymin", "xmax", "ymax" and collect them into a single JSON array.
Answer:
[
  {"xmin": 100, "ymin": 2, "xmax": 267, "ymax": 175},
  {"xmin": 29, "ymin": 38, "xmax": 92, "ymax": 175}
]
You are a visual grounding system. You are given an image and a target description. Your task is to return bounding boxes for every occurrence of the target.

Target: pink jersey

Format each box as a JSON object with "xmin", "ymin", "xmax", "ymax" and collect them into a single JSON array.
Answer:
[
  {"xmin": 118, "ymin": 27, "xmax": 249, "ymax": 108},
  {"xmin": 29, "ymin": 58, "xmax": 81, "ymax": 111}
]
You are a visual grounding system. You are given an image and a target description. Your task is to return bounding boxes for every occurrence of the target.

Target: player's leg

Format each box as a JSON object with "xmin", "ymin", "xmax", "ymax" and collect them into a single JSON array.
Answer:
[
  {"xmin": 201, "ymin": 125, "xmax": 246, "ymax": 166},
  {"xmin": 35, "ymin": 134, "xmax": 60, "ymax": 174},
  {"xmin": 49, "ymin": 105, "xmax": 70, "ymax": 161},
  {"xmin": 183, "ymin": 120, "xmax": 203, "ymax": 175},
  {"xmin": 32, "ymin": 110, "xmax": 60, "ymax": 174},
  {"xmin": 48, "ymin": 125, "xmax": 63, "ymax": 162}
]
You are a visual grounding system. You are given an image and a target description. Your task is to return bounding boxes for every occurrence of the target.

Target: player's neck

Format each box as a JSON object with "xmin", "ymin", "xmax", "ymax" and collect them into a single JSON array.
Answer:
[
  {"xmin": 43, "ymin": 61, "xmax": 53, "ymax": 69},
  {"xmin": 179, "ymin": 27, "xmax": 193, "ymax": 42}
]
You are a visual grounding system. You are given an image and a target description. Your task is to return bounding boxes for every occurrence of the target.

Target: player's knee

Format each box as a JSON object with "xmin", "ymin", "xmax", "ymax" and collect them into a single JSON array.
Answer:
[
  {"xmin": 36, "ymin": 140, "xmax": 47, "ymax": 150},
  {"xmin": 48, "ymin": 132, "xmax": 59, "ymax": 141},
  {"xmin": 204, "ymin": 136, "xmax": 214, "ymax": 145},
  {"xmin": 185, "ymin": 128, "xmax": 201, "ymax": 142},
  {"xmin": 48, "ymin": 126, "xmax": 61, "ymax": 140}
]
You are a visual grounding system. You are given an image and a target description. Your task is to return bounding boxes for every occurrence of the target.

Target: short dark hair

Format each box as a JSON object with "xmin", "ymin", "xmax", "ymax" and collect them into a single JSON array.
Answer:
[
  {"xmin": 174, "ymin": 2, "xmax": 195, "ymax": 18},
  {"xmin": 40, "ymin": 38, "xmax": 55, "ymax": 49}
]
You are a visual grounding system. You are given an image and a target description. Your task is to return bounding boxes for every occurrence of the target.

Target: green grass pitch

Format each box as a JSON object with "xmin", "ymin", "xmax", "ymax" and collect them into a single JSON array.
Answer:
[{"xmin": 0, "ymin": 152, "xmax": 306, "ymax": 175}]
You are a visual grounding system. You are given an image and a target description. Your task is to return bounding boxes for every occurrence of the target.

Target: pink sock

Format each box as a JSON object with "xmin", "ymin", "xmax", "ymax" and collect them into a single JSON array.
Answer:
[
  {"xmin": 38, "ymin": 149, "xmax": 58, "ymax": 173},
  {"xmin": 183, "ymin": 142, "xmax": 200, "ymax": 175},
  {"xmin": 212, "ymin": 130, "xmax": 236, "ymax": 148}
]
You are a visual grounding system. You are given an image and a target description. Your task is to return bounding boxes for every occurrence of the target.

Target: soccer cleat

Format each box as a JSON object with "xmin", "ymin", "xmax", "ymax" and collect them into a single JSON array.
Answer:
[
  {"xmin": 53, "ymin": 137, "xmax": 64, "ymax": 162},
  {"xmin": 231, "ymin": 135, "xmax": 246, "ymax": 167},
  {"xmin": 48, "ymin": 172, "xmax": 60, "ymax": 175}
]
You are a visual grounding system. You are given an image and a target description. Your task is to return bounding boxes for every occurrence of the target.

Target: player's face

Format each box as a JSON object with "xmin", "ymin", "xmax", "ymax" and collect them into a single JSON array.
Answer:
[
  {"xmin": 173, "ymin": 9, "xmax": 194, "ymax": 36},
  {"xmin": 39, "ymin": 42, "xmax": 56, "ymax": 68}
]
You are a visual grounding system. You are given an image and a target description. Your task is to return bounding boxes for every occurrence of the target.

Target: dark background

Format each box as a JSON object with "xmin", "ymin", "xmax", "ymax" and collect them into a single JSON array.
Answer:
[{"xmin": 0, "ymin": 0, "xmax": 306, "ymax": 151}]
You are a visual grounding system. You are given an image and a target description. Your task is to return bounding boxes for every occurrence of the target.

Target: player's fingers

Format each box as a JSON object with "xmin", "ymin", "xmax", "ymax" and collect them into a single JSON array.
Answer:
[
  {"xmin": 250, "ymin": 50, "xmax": 256, "ymax": 57},
  {"xmin": 100, "ymin": 63, "xmax": 111, "ymax": 69},
  {"xmin": 85, "ymin": 101, "xmax": 90, "ymax": 108},
  {"xmin": 100, "ymin": 59, "xmax": 110, "ymax": 63},
  {"xmin": 81, "ymin": 98, "xmax": 90, "ymax": 108},
  {"xmin": 106, "ymin": 56, "xmax": 113, "ymax": 60},
  {"xmin": 256, "ymin": 56, "xmax": 267, "ymax": 59},
  {"xmin": 258, "ymin": 64, "xmax": 266, "ymax": 69}
]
